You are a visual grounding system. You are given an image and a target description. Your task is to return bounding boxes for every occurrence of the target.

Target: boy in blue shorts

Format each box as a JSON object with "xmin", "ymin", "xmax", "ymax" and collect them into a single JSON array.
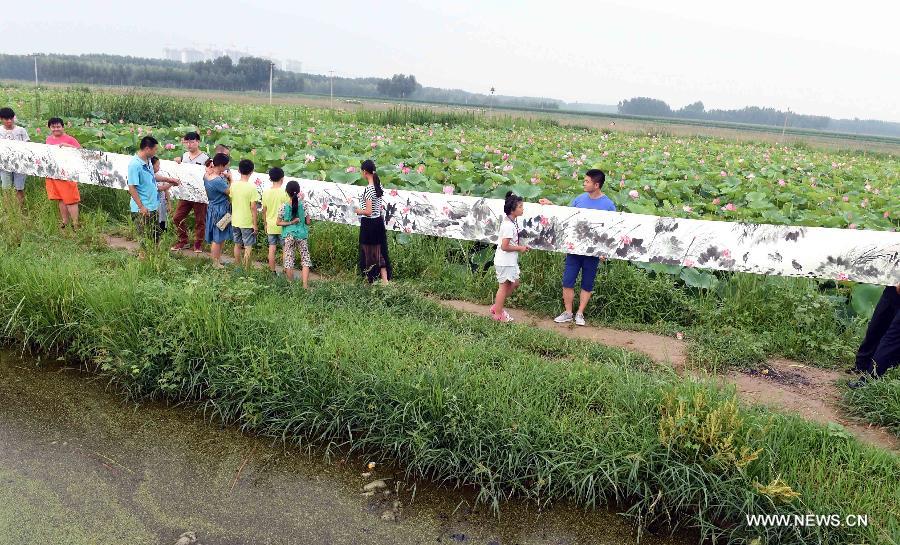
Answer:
[{"xmin": 539, "ymin": 169, "xmax": 615, "ymax": 326}]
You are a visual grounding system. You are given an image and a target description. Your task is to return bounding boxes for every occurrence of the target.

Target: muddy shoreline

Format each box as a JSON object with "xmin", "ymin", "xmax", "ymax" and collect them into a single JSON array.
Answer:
[{"xmin": 0, "ymin": 350, "xmax": 691, "ymax": 545}]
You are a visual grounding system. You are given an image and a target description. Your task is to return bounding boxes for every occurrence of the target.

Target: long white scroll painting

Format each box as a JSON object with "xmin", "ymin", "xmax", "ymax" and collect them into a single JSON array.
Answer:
[{"xmin": 2, "ymin": 140, "xmax": 898, "ymax": 285}]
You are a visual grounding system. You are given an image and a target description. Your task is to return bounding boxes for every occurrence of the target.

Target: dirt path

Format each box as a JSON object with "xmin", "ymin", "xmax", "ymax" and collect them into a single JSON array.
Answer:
[{"xmin": 105, "ymin": 236, "xmax": 898, "ymax": 452}]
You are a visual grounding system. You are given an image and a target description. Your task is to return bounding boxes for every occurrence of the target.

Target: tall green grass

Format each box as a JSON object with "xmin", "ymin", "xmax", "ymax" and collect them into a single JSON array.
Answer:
[
  {"xmin": 305, "ymin": 222, "xmax": 864, "ymax": 369},
  {"xmin": 844, "ymin": 369, "xmax": 900, "ymax": 437},
  {"xmin": 38, "ymin": 86, "xmax": 212, "ymax": 125},
  {"xmin": 350, "ymin": 106, "xmax": 562, "ymax": 129},
  {"xmin": 0, "ymin": 210, "xmax": 897, "ymax": 544}
]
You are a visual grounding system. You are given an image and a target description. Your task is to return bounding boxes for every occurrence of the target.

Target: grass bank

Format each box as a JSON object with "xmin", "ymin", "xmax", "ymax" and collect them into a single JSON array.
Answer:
[
  {"xmin": 844, "ymin": 369, "xmax": 900, "ymax": 437},
  {"xmin": 0, "ymin": 201, "xmax": 898, "ymax": 544},
  {"xmin": 305, "ymin": 221, "xmax": 865, "ymax": 371}
]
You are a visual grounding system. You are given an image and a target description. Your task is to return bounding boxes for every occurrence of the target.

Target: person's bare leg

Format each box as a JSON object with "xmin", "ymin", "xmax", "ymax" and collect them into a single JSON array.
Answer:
[
  {"xmin": 244, "ymin": 247, "xmax": 253, "ymax": 268},
  {"xmin": 57, "ymin": 201, "xmax": 70, "ymax": 227},
  {"xmin": 16, "ymin": 190, "xmax": 24, "ymax": 207},
  {"xmin": 494, "ymin": 282, "xmax": 511, "ymax": 316},
  {"xmin": 285, "ymin": 268, "xmax": 294, "ymax": 281},
  {"xmin": 67, "ymin": 204, "xmax": 79, "ymax": 230},
  {"xmin": 577, "ymin": 290, "xmax": 592, "ymax": 315},
  {"xmin": 268, "ymin": 245, "xmax": 277, "ymax": 272},
  {"xmin": 380, "ymin": 267, "xmax": 389, "ymax": 284},
  {"xmin": 211, "ymin": 242, "xmax": 223, "ymax": 267},
  {"xmin": 233, "ymin": 243, "xmax": 241, "ymax": 264},
  {"xmin": 562, "ymin": 287, "xmax": 575, "ymax": 314},
  {"xmin": 301, "ymin": 266, "xmax": 310, "ymax": 289}
]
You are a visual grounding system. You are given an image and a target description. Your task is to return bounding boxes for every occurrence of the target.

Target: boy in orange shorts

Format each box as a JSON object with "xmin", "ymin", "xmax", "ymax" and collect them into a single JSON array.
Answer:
[{"xmin": 45, "ymin": 117, "xmax": 81, "ymax": 230}]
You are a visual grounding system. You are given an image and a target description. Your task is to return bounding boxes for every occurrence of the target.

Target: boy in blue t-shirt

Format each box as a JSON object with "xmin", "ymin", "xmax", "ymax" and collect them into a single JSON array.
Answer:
[{"xmin": 539, "ymin": 169, "xmax": 616, "ymax": 326}]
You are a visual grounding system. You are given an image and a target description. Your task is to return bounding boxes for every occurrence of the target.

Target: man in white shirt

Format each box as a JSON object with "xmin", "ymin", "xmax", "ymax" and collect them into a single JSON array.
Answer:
[{"xmin": 170, "ymin": 131, "xmax": 210, "ymax": 252}]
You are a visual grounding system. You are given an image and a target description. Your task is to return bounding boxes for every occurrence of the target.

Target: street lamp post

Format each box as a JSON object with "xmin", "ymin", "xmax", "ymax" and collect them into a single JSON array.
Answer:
[
  {"xmin": 488, "ymin": 86, "xmax": 495, "ymax": 114},
  {"xmin": 268, "ymin": 61, "xmax": 274, "ymax": 105},
  {"xmin": 328, "ymin": 70, "xmax": 335, "ymax": 108}
]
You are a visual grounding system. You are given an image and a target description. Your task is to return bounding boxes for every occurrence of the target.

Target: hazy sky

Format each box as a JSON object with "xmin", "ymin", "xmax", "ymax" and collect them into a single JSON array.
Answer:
[{"xmin": 7, "ymin": 0, "xmax": 899, "ymax": 121}]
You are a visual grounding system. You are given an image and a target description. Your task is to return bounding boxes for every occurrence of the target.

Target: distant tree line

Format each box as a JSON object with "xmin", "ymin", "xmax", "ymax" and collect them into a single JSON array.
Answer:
[
  {"xmin": 0, "ymin": 53, "xmax": 559, "ymax": 110},
  {"xmin": 0, "ymin": 53, "xmax": 305, "ymax": 93},
  {"xmin": 617, "ymin": 96, "xmax": 900, "ymax": 137}
]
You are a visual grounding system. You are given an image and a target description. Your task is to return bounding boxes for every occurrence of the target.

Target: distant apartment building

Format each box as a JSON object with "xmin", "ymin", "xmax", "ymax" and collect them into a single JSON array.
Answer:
[{"xmin": 163, "ymin": 47, "xmax": 303, "ymax": 73}]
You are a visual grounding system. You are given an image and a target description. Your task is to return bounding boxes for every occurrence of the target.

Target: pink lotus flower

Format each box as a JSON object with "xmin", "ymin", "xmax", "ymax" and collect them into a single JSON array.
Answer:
[
  {"xmin": 837, "ymin": 273, "xmax": 849, "ymax": 281},
  {"xmin": 620, "ymin": 235, "xmax": 632, "ymax": 245},
  {"xmin": 712, "ymin": 198, "xmax": 721, "ymax": 205},
  {"xmin": 484, "ymin": 162, "xmax": 492, "ymax": 169},
  {"xmin": 214, "ymin": 125, "xmax": 222, "ymax": 131},
  {"xmin": 502, "ymin": 153, "xmax": 509, "ymax": 161},
  {"xmin": 370, "ymin": 142, "xmax": 377, "ymax": 148},
  {"xmin": 778, "ymin": 179, "xmax": 786, "ymax": 186},
  {"xmin": 842, "ymin": 195, "xmax": 849, "ymax": 202},
  {"xmin": 684, "ymin": 258, "xmax": 695, "ymax": 268},
  {"xmin": 416, "ymin": 164, "xmax": 426, "ymax": 173},
  {"xmin": 502, "ymin": 164, "xmax": 513, "ymax": 172},
  {"xmin": 619, "ymin": 180, "xmax": 625, "ymax": 188},
  {"xmin": 683, "ymin": 205, "xmax": 693, "ymax": 213},
  {"xmin": 401, "ymin": 167, "xmax": 411, "ymax": 174},
  {"xmin": 165, "ymin": 143, "xmax": 175, "ymax": 150},
  {"xmin": 308, "ymin": 127, "xmax": 316, "ymax": 133},
  {"xmin": 628, "ymin": 190, "xmax": 639, "ymax": 199},
  {"xmin": 222, "ymin": 123, "xmax": 230, "ymax": 129},
  {"xmin": 530, "ymin": 177, "xmax": 540, "ymax": 185},
  {"xmin": 345, "ymin": 166, "xmax": 357, "ymax": 173},
  {"xmin": 35, "ymin": 128, "xmax": 41, "ymax": 134},
  {"xmin": 722, "ymin": 203, "xmax": 737, "ymax": 212},
  {"xmin": 722, "ymin": 249, "xmax": 731, "ymax": 258},
  {"xmin": 389, "ymin": 189, "xmax": 399, "ymax": 197},
  {"xmin": 442, "ymin": 185, "xmax": 454, "ymax": 195},
  {"xmin": 848, "ymin": 223, "xmax": 857, "ymax": 229},
  {"xmin": 602, "ymin": 151, "xmax": 609, "ymax": 156},
  {"xmin": 206, "ymin": 129, "xmax": 212, "ymax": 136},
  {"xmin": 720, "ymin": 171, "xmax": 727, "ymax": 176}
]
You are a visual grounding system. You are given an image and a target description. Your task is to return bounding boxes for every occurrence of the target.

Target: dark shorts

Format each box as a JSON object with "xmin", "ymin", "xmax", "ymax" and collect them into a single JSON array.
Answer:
[
  {"xmin": 562, "ymin": 254, "xmax": 601, "ymax": 292},
  {"xmin": 267, "ymin": 233, "xmax": 282, "ymax": 247},
  {"xmin": 232, "ymin": 226, "xmax": 256, "ymax": 247}
]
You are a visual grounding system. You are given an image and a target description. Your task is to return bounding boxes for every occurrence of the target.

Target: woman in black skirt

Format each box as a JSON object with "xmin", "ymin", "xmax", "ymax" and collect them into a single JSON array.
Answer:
[{"xmin": 354, "ymin": 159, "xmax": 391, "ymax": 284}]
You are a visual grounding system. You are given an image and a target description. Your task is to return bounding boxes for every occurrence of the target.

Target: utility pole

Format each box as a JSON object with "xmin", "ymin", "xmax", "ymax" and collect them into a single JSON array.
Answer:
[
  {"xmin": 781, "ymin": 108, "xmax": 790, "ymax": 138},
  {"xmin": 328, "ymin": 70, "xmax": 335, "ymax": 108},
  {"xmin": 488, "ymin": 86, "xmax": 495, "ymax": 114},
  {"xmin": 268, "ymin": 61, "xmax": 274, "ymax": 105},
  {"xmin": 34, "ymin": 56, "xmax": 38, "ymax": 86}
]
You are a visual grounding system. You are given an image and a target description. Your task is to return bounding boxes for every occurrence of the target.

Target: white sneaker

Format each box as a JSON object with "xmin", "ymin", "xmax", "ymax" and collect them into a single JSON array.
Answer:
[
  {"xmin": 554, "ymin": 311, "xmax": 573, "ymax": 323},
  {"xmin": 575, "ymin": 313, "xmax": 586, "ymax": 326}
]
